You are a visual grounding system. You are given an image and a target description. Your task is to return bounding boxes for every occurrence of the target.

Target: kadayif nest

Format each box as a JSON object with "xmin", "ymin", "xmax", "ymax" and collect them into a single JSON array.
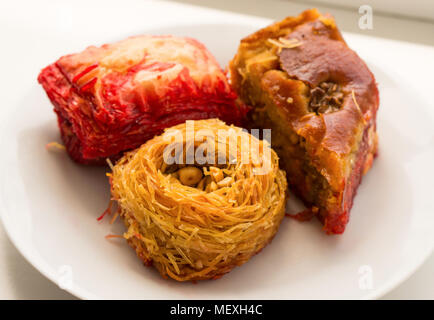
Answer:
[{"xmin": 109, "ymin": 119, "xmax": 287, "ymax": 281}]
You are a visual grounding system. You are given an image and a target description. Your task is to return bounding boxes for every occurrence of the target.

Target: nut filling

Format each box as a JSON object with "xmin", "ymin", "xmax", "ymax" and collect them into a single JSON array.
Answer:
[
  {"xmin": 308, "ymin": 82, "xmax": 344, "ymax": 114},
  {"xmin": 162, "ymin": 162, "xmax": 236, "ymax": 192}
]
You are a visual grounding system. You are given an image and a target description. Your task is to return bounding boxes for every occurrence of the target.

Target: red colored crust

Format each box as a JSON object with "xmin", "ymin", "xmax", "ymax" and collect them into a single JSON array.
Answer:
[{"xmin": 38, "ymin": 35, "xmax": 247, "ymax": 164}]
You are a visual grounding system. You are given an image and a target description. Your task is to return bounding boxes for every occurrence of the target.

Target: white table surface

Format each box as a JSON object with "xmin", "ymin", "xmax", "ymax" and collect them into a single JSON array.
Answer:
[{"xmin": 0, "ymin": 0, "xmax": 432, "ymax": 299}]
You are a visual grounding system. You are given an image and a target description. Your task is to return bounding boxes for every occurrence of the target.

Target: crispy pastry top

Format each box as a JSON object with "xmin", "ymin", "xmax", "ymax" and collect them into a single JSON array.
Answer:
[
  {"xmin": 59, "ymin": 35, "xmax": 227, "ymax": 87},
  {"xmin": 53, "ymin": 35, "xmax": 235, "ymax": 127}
]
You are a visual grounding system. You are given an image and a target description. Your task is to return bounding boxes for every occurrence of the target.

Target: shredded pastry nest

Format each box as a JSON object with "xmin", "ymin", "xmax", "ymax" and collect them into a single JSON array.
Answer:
[{"xmin": 109, "ymin": 119, "xmax": 287, "ymax": 281}]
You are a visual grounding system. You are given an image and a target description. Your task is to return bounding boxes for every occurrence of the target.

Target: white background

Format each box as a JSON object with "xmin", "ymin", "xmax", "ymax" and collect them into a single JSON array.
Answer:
[
  {"xmin": 302, "ymin": 0, "xmax": 434, "ymax": 22},
  {"xmin": 0, "ymin": 0, "xmax": 433, "ymax": 299}
]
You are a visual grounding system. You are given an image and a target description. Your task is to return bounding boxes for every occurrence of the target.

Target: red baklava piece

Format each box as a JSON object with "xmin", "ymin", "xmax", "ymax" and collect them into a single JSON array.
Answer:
[
  {"xmin": 230, "ymin": 9, "xmax": 379, "ymax": 234},
  {"xmin": 38, "ymin": 35, "xmax": 246, "ymax": 164}
]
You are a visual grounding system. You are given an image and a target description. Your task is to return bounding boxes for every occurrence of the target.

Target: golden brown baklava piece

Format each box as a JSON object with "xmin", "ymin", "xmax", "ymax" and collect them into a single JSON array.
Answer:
[{"xmin": 230, "ymin": 9, "xmax": 379, "ymax": 234}]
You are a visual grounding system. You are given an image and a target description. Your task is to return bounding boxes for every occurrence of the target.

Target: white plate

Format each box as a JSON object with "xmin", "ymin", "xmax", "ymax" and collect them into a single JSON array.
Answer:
[{"xmin": 0, "ymin": 0, "xmax": 433, "ymax": 300}]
